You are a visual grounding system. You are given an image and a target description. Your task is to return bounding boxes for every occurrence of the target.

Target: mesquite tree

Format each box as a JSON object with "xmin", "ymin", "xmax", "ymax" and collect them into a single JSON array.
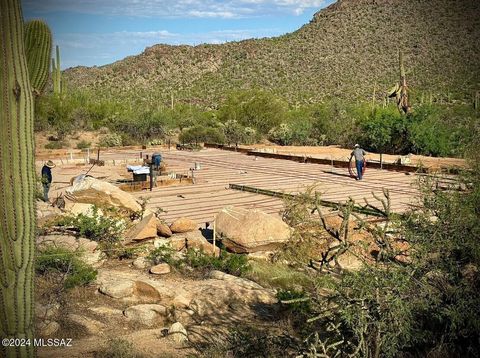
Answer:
[{"xmin": 0, "ymin": 1, "xmax": 51, "ymax": 357}]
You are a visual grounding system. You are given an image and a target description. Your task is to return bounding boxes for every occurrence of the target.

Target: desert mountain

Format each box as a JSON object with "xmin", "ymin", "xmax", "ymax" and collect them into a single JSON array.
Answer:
[{"xmin": 64, "ymin": 0, "xmax": 480, "ymax": 107}]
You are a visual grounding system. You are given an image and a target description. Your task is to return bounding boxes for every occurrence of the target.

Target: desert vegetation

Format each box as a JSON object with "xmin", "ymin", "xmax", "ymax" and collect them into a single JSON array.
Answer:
[{"xmin": 36, "ymin": 87, "xmax": 479, "ymax": 158}]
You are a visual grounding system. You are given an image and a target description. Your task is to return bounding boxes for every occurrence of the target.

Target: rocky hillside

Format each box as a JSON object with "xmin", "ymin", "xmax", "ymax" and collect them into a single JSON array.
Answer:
[{"xmin": 64, "ymin": 0, "xmax": 480, "ymax": 107}]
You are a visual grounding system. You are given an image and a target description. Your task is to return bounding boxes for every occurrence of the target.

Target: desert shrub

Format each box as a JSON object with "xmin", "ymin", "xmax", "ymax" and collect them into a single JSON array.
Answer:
[
  {"xmin": 277, "ymin": 289, "xmax": 312, "ymax": 317},
  {"xmin": 183, "ymin": 249, "xmax": 251, "ymax": 276},
  {"xmin": 289, "ymin": 156, "xmax": 480, "ymax": 357},
  {"xmin": 44, "ymin": 141, "xmax": 67, "ymax": 149},
  {"xmin": 148, "ymin": 246, "xmax": 250, "ymax": 276},
  {"xmin": 198, "ymin": 325, "xmax": 300, "ymax": 358},
  {"xmin": 111, "ymin": 111, "xmax": 167, "ymax": 144},
  {"xmin": 95, "ymin": 337, "xmax": 145, "ymax": 358},
  {"xmin": 147, "ymin": 244, "xmax": 177, "ymax": 266},
  {"xmin": 99, "ymin": 133, "xmax": 122, "ymax": 147},
  {"xmin": 56, "ymin": 207, "xmax": 125, "ymax": 243},
  {"xmin": 218, "ymin": 89, "xmax": 287, "ymax": 134},
  {"xmin": 35, "ymin": 247, "xmax": 97, "ymax": 289},
  {"xmin": 268, "ymin": 123, "xmax": 293, "ymax": 145},
  {"xmin": 358, "ymin": 106, "xmax": 412, "ymax": 154},
  {"xmin": 179, "ymin": 126, "xmax": 225, "ymax": 144},
  {"xmin": 409, "ymin": 104, "xmax": 479, "ymax": 157},
  {"xmin": 76, "ymin": 140, "xmax": 91, "ymax": 149}
]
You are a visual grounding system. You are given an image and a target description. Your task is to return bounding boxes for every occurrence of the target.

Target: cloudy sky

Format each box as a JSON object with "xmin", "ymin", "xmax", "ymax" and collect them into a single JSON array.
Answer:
[{"xmin": 23, "ymin": 0, "xmax": 335, "ymax": 69}]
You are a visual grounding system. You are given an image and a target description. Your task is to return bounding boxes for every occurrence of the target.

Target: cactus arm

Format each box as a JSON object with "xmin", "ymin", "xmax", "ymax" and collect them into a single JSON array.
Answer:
[
  {"xmin": 0, "ymin": 0, "xmax": 37, "ymax": 356},
  {"xmin": 24, "ymin": 19, "xmax": 52, "ymax": 95},
  {"xmin": 53, "ymin": 45, "xmax": 62, "ymax": 95}
]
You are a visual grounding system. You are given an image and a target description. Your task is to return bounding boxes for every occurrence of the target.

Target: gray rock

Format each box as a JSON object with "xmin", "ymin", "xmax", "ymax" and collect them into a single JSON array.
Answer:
[
  {"xmin": 124, "ymin": 304, "xmax": 167, "ymax": 326},
  {"xmin": 150, "ymin": 263, "xmax": 171, "ymax": 275},
  {"xmin": 133, "ymin": 256, "xmax": 149, "ymax": 269},
  {"xmin": 68, "ymin": 314, "xmax": 105, "ymax": 335},
  {"xmin": 168, "ymin": 322, "xmax": 188, "ymax": 343},
  {"xmin": 88, "ymin": 306, "xmax": 123, "ymax": 317},
  {"xmin": 99, "ymin": 280, "xmax": 135, "ymax": 298},
  {"xmin": 215, "ymin": 206, "xmax": 291, "ymax": 253},
  {"xmin": 37, "ymin": 235, "xmax": 78, "ymax": 251},
  {"xmin": 37, "ymin": 320, "xmax": 60, "ymax": 337}
]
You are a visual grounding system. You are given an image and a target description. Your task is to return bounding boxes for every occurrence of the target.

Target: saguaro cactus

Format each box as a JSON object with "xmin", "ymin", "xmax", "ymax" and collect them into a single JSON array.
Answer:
[
  {"xmin": 0, "ymin": 0, "xmax": 43, "ymax": 356},
  {"xmin": 387, "ymin": 50, "xmax": 410, "ymax": 114},
  {"xmin": 24, "ymin": 19, "xmax": 52, "ymax": 96},
  {"xmin": 52, "ymin": 45, "xmax": 62, "ymax": 95}
]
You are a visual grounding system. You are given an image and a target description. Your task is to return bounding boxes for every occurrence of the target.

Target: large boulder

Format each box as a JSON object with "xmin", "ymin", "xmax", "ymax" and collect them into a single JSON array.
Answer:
[
  {"xmin": 67, "ymin": 314, "xmax": 105, "ymax": 335},
  {"xmin": 168, "ymin": 322, "xmax": 188, "ymax": 344},
  {"xmin": 150, "ymin": 263, "xmax": 171, "ymax": 275},
  {"xmin": 65, "ymin": 176, "xmax": 141, "ymax": 213},
  {"xmin": 170, "ymin": 217, "xmax": 196, "ymax": 233},
  {"xmin": 157, "ymin": 221, "xmax": 172, "ymax": 237},
  {"xmin": 123, "ymin": 304, "xmax": 167, "ymax": 326},
  {"xmin": 36, "ymin": 200, "xmax": 62, "ymax": 226},
  {"xmin": 63, "ymin": 202, "xmax": 103, "ymax": 217},
  {"xmin": 183, "ymin": 230, "xmax": 220, "ymax": 257},
  {"xmin": 37, "ymin": 235, "xmax": 79, "ymax": 251},
  {"xmin": 215, "ymin": 207, "xmax": 291, "ymax": 253},
  {"xmin": 125, "ymin": 213, "xmax": 158, "ymax": 242}
]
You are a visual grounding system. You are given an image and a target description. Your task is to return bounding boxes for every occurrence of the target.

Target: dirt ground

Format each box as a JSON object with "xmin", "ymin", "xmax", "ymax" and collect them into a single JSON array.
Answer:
[
  {"xmin": 35, "ymin": 131, "xmax": 466, "ymax": 171},
  {"xmin": 241, "ymin": 144, "xmax": 466, "ymax": 170}
]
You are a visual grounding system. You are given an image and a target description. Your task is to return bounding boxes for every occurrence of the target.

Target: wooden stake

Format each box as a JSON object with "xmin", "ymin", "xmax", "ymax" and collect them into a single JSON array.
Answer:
[{"xmin": 213, "ymin": 220, "xmax": 216, "ymax": 256}]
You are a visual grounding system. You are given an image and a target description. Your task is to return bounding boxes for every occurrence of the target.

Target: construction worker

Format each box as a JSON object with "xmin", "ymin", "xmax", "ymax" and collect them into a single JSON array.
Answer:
[
  {"xmin": 350, "ymin": 144, "xmax": 366, "ymax": 180},
  {"xmin": 41, "ymin": 160, "xmax": 56, "ymax": 202},
  {"xmin": 152, "ymin": 152, "xmax": 162, "ymax": 171}
]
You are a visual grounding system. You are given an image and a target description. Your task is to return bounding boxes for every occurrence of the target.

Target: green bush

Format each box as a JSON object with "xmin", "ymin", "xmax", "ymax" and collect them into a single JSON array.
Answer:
[
  {"xmin": 183, "ymin": 248, "xmax": 251, "ymax": 276},
  {"xmin": 277, "ymin": 289, "xmax": 312, "ymax": 316},
  {"xmin": 147, "ymin": 244, "xmax": 176, "ymax": 266},
  {"xmin": 296, "ymin": 154, "xmax": 480, "ymax": 357},
  {"xmin": 99, "ymin": 133, "xmax": 122, "ymax": 147},
  {"xmin": 56, "ymin": 207, "xmax": 125, "ymax": 243},
  {"xmin": 218, "ymin": 89, "xmax": 287, "ymax": 134},
  {"xmin": 179, "ymin": 126, "xmax": 225, "ymax": 144},
  {"xmin": 148, "ymin": 245, "xmax": 251, "ymax": 276},
  {"xmin": 76, "ymin": 140, "xmax": 91, "ymax": 149},
  {"xmin": 36, "ymin": 247, "xmax": 97, "ymax": 289}
]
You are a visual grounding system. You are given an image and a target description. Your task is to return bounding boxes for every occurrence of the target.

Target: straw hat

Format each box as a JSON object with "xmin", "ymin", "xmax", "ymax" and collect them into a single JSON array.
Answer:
[{"xmin": 45, "ymin": 160, "xmax": 56, "ymax": 168}]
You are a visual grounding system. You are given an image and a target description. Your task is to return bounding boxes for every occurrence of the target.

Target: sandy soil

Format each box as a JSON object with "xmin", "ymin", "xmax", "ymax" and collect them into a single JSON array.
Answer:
[{"xmin": 241, "ymin": 144, "xmax": 466, "ymax": 170}]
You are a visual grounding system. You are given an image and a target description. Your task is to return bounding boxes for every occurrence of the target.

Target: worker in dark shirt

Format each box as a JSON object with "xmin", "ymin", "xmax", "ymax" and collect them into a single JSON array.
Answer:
[
  {"xmin": 350, "ymin": 144, "xmax": 367, "ymax": 180},
  {"xmin": 41, "ymin": 160, "xmax": 55, "ymax": 202}
]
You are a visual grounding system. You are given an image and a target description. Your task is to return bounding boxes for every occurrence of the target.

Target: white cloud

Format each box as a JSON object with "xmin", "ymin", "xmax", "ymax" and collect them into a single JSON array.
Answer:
[{"xmin": 24, "ymin": 0, "xmax": 330, "ymax": 18}]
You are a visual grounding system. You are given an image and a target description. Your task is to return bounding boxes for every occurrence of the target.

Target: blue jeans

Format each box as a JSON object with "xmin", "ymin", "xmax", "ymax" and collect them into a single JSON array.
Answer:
[
  {"xmin": 356, "ymin": 160, "xmax": 364, "ymax": 180},
  {"xmin": 43, "ymin": 183, "xmax": 50, "ymax": 202}
]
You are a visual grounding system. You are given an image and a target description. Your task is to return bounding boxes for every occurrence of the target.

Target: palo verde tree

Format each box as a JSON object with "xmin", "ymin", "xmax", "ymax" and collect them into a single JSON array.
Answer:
[{"xmin": 0, "ymin": 1, "xmax": 51, "ymax": 356}]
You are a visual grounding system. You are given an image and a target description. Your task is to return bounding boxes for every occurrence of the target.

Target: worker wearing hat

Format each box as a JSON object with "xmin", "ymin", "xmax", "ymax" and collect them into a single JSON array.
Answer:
[
  {"xmin": 350, "ymin": 144, "xmax": 367, "ymax": 180},
  {"xmin": 41, "ymin": 160, "xmax": 56, "ymax": 202}
]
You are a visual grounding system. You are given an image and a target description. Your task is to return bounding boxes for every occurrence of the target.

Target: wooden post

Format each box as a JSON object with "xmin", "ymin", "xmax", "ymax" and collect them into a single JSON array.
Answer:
[
  {"xmin": 380, "ymin": 153, "xmax": 383, "ymax": 169},
  {"xmin": 149, "ymin": 164, "xmax": 153, "ymax": 191},
  {"xmin": 213, "ymin": 220, "xmax": 216, "ymax": 256}
]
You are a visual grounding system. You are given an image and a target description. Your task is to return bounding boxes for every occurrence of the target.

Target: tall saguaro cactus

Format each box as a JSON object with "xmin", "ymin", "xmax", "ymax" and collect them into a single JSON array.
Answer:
[
  {"xmin": 24, "ymin": 19, "xmax": 52, "ymax": 96},
  {"xmin": 387, "ymin": 50, "xmax": 410, "ymax": 114},
  {"xmin": 52, "ymin": 45, "xmax": 62, "ymax": 95},
  {"xmin": 0, "ymin": 0, "xmax": 40, "ymax": 356}
]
